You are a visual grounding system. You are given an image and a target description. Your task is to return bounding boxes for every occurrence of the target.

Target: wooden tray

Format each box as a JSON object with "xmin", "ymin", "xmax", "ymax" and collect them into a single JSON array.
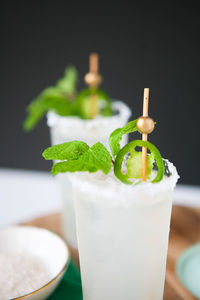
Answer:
[{"xmin": 24, "ymin": 205, "xmax": 200, "ymax": 300}]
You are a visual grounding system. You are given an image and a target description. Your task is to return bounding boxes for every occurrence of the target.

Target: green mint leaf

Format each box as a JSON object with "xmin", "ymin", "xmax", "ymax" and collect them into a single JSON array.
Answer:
[
  {"xmin": 49, "ymin": 142, "xmax": 112, "ymax": 176},
  {"xmin": 42, "ymin": 141, "xmax": 89, "ymax": 161},
  {"xmin": 23, "ymin": 87, "xmax": 74, "ymax": 131},
  {"xmin": 52, "ymin": 160, "xmax": 86, "ymax": 176},
  {"xmin": 109, "ymin": 119, "xmax": 138, "ymax": 158},
  {"xmin": 56, "ymin": 66, "xmax": 78, "ymax": 94},
  {"xmin": 23, "ymin": 96, "xmax": 47, "ymax": 131},
  {"xmin": 43, "ymin": 95, "xmax": 72, "ymax": 116},
  {"xmin": 24, "ymin": 88, "xmax": 59, "ymax": 130},
  {"xmin": 23, "ymin": 66, "xmax": 78, "ymax": 131},
  {"xmin": 80, "ymin": 142, "xmax": 112, "ymax": 174}
]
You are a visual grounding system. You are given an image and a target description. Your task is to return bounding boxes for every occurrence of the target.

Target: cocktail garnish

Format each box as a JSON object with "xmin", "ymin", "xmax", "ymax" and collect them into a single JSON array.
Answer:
[
  {"xmin": 85, "ymin": 53, "xmax": 102, "ymax": 119},
  {"xmin": 136, "ymin": 88, "xmax": 155, "ymax": 181},
  {"xmin": 42, "ymin": 85, "xmax": 165, "ymax": 184},
  {"xmin": 24, "ymin": 55, "xmax": 112, "ymax": 131},
  {"xmin": 126, "ymin": 151, "xmax": 154, "ymax": 179},
  {"xmin": 42, "ymin": 119, "xmax": 164, "ymax": 183},
  {"xmin": 77, "ymin": 88, "xmax": 111, "ymax": 119},
  {"xmin": 42, "ymin": 142, "xmax": 112, "ymax": 176},
  {"xmin": 23, "ymin": 66, "xmax": 78, "ymax": 131},
  {"xmin": 56, "ymin": 66, "xmax": 78, "ymax": 95},
  {"xmin": 114, "ymin": 140, "xmax": 164, "ymax": 184},
  {"xmin": 109, "ymin": 119, "xmax": 138, "ymax": 158},
  {"xmin": 79, "ymin": 53, "xmax": 111, "ymax": 119},
  {"xmin": 42, "ymin": 141, "xmax": 89, "ymax": 161},
  {"xmin": 153, "ymin": 160, "xmax": 172, "ymax": 177},
  {"xmin": 163, "ymin": 160, "xmax": 172, "ymax": 177}
]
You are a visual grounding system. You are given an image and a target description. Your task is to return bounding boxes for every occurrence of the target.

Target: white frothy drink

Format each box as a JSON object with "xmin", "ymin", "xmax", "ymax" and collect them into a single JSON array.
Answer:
[
  {"xmin": 70, "ymin": 162, "xmax": 179, "ymax": 300},
  {"xmin": 47, "ymin": 101, "xmax": 131, "ymax": 249}
]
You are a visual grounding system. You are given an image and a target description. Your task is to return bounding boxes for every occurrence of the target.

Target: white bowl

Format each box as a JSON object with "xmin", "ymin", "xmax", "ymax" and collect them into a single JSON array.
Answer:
[{"xmin": 0, "ymin": 226, "xmax": 69, "ymax": 300}]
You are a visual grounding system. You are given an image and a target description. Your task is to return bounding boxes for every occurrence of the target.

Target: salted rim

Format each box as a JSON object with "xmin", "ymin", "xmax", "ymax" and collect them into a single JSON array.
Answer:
[
  {"xmin": 69, "ymin": 159, "xmax": 179, "ymax": 206},
  {"xmin": 46, "ymin": 100, "xmax": 131, "ymax": 128}
]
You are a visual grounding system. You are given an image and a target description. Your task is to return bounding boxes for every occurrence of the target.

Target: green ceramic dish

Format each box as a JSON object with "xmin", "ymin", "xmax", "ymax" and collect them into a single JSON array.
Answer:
[{"xmin": 176, "ymin": 242, "xmax": 200, "ymax": 299}]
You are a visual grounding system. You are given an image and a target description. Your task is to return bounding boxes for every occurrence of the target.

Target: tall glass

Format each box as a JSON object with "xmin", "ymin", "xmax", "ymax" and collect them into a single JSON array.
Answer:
[
  {"xmin": 47, "ymin": 101, "xmax": 131, "ymax": 251},
  {"xmin": 71, "ymin": 162, "xmax": 179, "ymax": 300}
]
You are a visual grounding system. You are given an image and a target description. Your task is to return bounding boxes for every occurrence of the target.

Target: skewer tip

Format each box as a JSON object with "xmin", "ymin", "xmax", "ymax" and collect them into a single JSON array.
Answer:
[{"xmin": 90, "ymin": 53, "xmax": 99, "ymax": 74}]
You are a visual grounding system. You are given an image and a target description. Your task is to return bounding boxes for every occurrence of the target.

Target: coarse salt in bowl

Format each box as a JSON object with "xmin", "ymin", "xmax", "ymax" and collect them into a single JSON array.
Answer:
[{"xmin": 0, "ymin": 226, "xmax": 69, "ymax": 300}]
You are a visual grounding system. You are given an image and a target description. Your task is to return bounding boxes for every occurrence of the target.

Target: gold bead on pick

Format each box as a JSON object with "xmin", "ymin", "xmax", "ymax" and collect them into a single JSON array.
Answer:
[
  {"xmin": 137, "ymin": 116, "xmax": 155, "ymax": 134},
  {"xmin": 84, "ymin": 53, "xmax": 102, "ymax": 88},
  {"xmin": 84, "ymin": 72, "xmax": 102, "ymax": 88}
]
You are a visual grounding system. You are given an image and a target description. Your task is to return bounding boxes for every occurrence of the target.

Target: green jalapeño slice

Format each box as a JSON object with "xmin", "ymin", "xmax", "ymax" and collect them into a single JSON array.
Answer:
[
  {"xmin": 77, "ymin": 88, "xmax": 111, "ymax": 119},
  {"xmin": 114, "ymin": 140, "xmax": 164, "ymax": 184}
]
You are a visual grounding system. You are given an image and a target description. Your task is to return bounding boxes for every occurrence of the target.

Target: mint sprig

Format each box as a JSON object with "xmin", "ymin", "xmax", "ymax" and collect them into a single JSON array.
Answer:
[
  {"xmin": 109, "ymin": 119, "xmax": 138, "ymax": 158},
  {"xmin": 43, "ymin": 141, "xmax": 112, "ymax": 176},
  {"xmin": 42, "ymin": 141, "xmax": 89, "ymax": 161},
  {"xmin": 23, "ymin": 65, "xmax": 112, "ymax": 131},
  {"xmin": 56, "ymin": 66, "xmax": 78, "ymax": 94},
  {"xmin": 23, "ymin": 66, "xmax": 78, "ymax": 131}
]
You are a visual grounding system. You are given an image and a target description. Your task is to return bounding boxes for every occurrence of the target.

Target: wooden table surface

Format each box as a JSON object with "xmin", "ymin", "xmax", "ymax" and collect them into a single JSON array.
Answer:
[{"xmin": 24, "ymin": 205, "xmax": 200, "ymax": 300}]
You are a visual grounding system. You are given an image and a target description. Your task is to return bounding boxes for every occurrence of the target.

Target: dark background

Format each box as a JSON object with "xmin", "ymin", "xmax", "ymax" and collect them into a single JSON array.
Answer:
[{"xmin": 1, "ymin": 2, "xmax": 200, "ymax": 185}]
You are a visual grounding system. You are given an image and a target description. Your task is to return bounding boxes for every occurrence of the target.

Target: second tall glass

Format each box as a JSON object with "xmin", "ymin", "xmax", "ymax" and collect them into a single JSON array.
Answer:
[{"xmin": 47, "ymin": 101, "xmax": 131, "ymax": 253}]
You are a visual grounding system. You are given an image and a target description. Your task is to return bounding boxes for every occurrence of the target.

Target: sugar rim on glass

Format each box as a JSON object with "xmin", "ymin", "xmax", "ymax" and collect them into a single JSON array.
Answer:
[
  {"xmin": 46, "ymin": 100, "xmax": 131, "ymax": 129},
  {"xmin": 69, "ymin": 160, "xmax": 179, "ymax": 206}
]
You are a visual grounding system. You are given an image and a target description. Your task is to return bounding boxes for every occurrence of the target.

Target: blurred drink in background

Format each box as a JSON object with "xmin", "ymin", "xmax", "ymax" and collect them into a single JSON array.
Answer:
[{"xmin": 47, "ymin": 101, "xmax": 131, "ymax": 251}]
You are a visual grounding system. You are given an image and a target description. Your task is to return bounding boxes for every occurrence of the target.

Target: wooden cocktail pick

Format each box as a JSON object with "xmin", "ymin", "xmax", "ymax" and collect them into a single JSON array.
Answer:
[
  {"xmin": 84, "ymin": 53, "xmax": 102, "ymax": 87},
  {"xmin": 137, "ymin": 88, "xmax": 155, "ymax": 181},
  {"xmin": 84, "ymin": 53, "xmax": 102, "ymax": 118}
]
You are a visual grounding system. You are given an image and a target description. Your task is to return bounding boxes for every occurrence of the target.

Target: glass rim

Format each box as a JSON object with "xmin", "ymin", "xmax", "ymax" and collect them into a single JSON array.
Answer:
[
  {"xmin": 69, "ymin": 160, "xmax": 179, "ymax": 206},
  {"xmin": 46, "ymin": 100, "xmax": 131, "ymax": 128}
]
